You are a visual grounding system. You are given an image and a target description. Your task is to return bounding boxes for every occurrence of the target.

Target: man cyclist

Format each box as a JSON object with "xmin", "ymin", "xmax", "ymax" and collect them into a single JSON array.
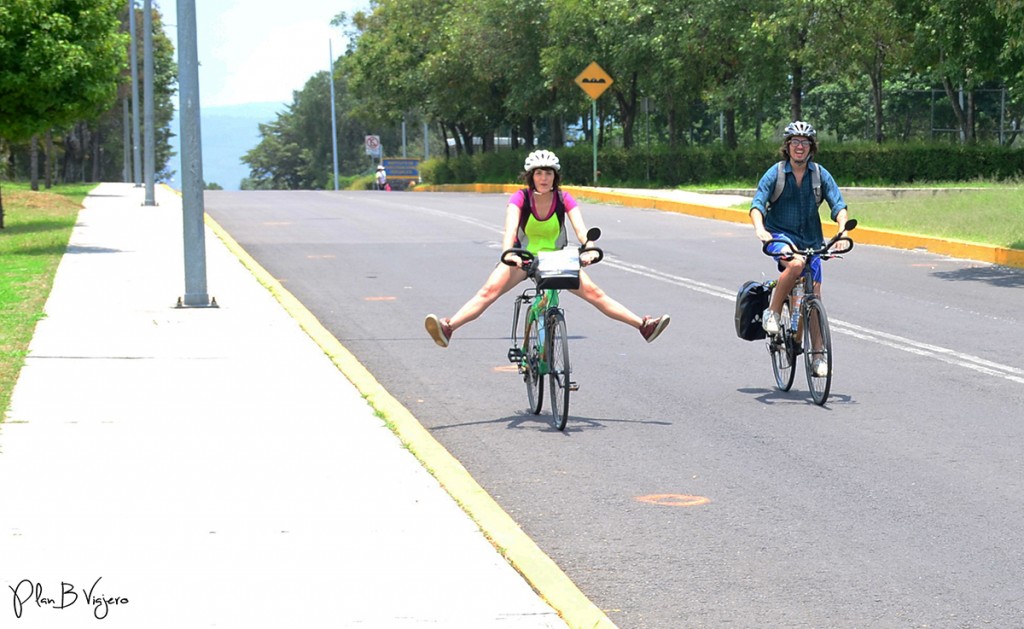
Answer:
[{"xmin": 749, "ymin": 120, "xmax": 849, "ymax": 377}]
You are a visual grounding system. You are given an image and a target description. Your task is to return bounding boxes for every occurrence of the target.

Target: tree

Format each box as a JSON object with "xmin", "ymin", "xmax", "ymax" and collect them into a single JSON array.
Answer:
[
  {"xmin": 346, "ymin": 0, "xmax": 455, "ymax": 130},
  {"xmin": 995, "ymin": 0, "xmax": 1024, "ymax": 98},
  {"xmin": 812, "ymin": 0, "xmax": 914, "ymax": 143},
  {"xmin": 96, "ymin": 2, "xmax": 177, "ymax": 182},
  {"xmin": 0, "ymin": 0, "xmax": 127, "ymax": 227},
  {"xmin": 687, "ymin": 0, "xmax": 780, "ymax": 149},
  {"xmin": 326, "ymin": 0, "xmax": 1024, "ymax": 167},
  {"xmin": 242, "ymin": 58, "xmax": 401, "ymax": 189},
  {"xmin": 909, "ymin": 0, "xmax": 1008, "ymax": 142},
  {"xmin": 545, "ymin": 0, "xmax": 664, "ymax": 149}
]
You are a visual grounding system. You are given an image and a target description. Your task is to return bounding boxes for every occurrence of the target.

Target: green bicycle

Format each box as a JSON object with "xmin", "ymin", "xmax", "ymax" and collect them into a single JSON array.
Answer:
[{"xmin": 503, "ymin": 228, "xmax": 603, "ymax": 430}]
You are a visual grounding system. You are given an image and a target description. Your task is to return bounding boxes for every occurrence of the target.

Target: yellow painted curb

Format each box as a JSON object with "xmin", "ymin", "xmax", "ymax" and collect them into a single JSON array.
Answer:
[
  {"xmin": 201, "ymin": 210, "xmax": 616, "ymax": 629},
  {"xmin": 416, "ymin": 183, "xmax": 1024, "ymax": 269}
]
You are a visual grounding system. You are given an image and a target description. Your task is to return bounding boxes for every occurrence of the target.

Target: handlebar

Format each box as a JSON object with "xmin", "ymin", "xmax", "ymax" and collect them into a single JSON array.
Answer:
[
  {"xmin": 761, "ymin": 218, "xmax": 857, "ymax": 260},
  {"xmin": 501, "ymin": 225, "xmax": 605, "ymax": 270},
  {"xmin": 500, "ymin": 243, "xmax": 605, "ymax": 270},
  {"xmin": 500, "ymin": 248, "xmax": 535, "ymax": 268}
]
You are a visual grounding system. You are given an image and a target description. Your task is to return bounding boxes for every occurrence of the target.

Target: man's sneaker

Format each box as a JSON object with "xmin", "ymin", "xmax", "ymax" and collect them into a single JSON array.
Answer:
[
  {"xmin": 425, "ymin": 314, "xmax": 453, "ymax": 348},
  {"xmin": 639, "ymin": 315, "xmax": 670, "ymax": 343},
  {"xmin": 812, "ymin": 359, "xmax": 829, "ymax": 377},
  {"xmin": 761, "ymin": 308, "xmax": 781, "ymax": 336}
]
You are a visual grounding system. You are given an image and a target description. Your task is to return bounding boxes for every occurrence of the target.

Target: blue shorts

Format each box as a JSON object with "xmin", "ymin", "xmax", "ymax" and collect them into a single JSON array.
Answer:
[{"xmin": 766, "ymin": 234, "xmax": 822, "ymax": 283}]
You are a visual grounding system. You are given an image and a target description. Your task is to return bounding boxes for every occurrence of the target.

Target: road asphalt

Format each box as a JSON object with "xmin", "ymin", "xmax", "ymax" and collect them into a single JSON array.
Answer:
[
  {"xmin": 2, "ymin": 181, "xmax": 1018, "ymax": 629},
  {"xmin": 0, "ymin": 183, "xmax": 585, "ymax": 628}
]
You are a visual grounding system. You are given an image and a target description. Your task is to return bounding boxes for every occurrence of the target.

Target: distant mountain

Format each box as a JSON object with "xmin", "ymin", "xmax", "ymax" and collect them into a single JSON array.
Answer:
[{"xmin": 167, "ymin": 101, "xmax": 285, "ymax": 191}]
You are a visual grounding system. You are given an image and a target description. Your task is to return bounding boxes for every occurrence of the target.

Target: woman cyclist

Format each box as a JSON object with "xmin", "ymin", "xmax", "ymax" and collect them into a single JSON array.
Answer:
[{"xmin": 425, "ymin": 149, "xmax": 670, "ymax": 348}]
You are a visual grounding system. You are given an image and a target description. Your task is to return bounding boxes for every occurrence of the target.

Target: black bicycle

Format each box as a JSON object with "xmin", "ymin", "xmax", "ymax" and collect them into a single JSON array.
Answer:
[
  {"xmin": 502, "ymin": 228, "xmax": 603, "ymax": 430},
  {"xmin": 761, "ymin": 220, "xmax": 856, "ymax": 405}
]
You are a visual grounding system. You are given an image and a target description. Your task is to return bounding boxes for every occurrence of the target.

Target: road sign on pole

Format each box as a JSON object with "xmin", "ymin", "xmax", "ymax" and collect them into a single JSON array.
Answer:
[
  {"xmin": 574, "ymin": 61, "xmax": 614, "ymax": 100},
  {"xmin": 365, "ymin": 135, "xmax": 381, "ymax": 157},
  {"xmin": 574, "ymin": 62, "xmax": 614, "ymax": 184}
]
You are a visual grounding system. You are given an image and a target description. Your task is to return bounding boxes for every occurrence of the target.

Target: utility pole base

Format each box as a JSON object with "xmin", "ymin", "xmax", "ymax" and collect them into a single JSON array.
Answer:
[{"xmin": 176, "ymin": 295, "xmax": 217, "ymax": 308}]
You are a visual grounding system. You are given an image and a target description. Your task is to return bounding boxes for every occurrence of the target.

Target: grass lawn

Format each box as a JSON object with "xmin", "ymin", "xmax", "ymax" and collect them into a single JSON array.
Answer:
[
  {"xmin": 0, "ymin": 183, "xmax": 92, "ymax": 419},
  {"xmin": 701, "ymin": 182, "xmax": 1024, "ymax": 250},
  {"xmin": 843, "ymin": 189, "xmax": 1024, "ymax": 250}
]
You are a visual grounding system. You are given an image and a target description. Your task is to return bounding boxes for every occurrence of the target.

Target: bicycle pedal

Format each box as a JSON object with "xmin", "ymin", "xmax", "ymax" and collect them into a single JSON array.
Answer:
[
  {"xmin": 507, "ymin": 348, "xmax": 524, "ymax": 364},
  {"xmin": 568, "ymin": 382, "xmax": 579, "ymax": 392}
]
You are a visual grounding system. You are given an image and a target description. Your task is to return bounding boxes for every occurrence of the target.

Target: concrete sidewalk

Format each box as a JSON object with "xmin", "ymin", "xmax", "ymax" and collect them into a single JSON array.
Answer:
[{"xmin": 0, "ymin": 183, "xmax": 577, "ymax": 628}]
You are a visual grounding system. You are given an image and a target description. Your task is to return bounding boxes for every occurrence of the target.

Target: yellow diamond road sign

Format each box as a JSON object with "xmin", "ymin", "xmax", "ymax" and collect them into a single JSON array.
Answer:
[{"xmin": 575, "ymin": 61, "xmax": 613, "ymax": 100}]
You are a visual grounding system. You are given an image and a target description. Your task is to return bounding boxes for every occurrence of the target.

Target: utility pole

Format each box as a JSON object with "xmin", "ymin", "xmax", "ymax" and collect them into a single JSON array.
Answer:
[
  {"xmin": 176, "ymin": 0, "xmax": 211, "ymax": 307},
  {"xmin": 128, "ymin": 0, "xmax": 142, "ymax": 186},
  {"xmin": 328, "ymin": 40, "xmax": 339, "ymax": 191},
  {"xmin": 142, "ymin": 0, "xmax": 156, "ymax": 205},
  {"xmin": 122, "ymin": 99, "xmax": 131, "ymax": 182}
]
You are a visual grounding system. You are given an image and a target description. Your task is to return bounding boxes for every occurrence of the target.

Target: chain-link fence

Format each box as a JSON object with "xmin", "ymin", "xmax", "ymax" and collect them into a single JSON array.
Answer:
[{"xmin": 803, "ymin": 88, "xmax": 1022, "ymax": 145}]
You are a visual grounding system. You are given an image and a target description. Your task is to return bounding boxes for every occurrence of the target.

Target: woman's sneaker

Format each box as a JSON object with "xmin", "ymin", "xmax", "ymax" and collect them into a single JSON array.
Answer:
[
  {"xmin": 639, "ymin": 315, "xmax": 670, "ymax": 343},
  {"xmin": 761, "ymin": 308, "xmax": 781, "ymax": 336},
  {"xmin": 812, "ymin": 359, "xmax": 829, "ymax": 377},
  {"xmin": 425, "ymin": 314, "xmax": 453, "ymax": 348}
]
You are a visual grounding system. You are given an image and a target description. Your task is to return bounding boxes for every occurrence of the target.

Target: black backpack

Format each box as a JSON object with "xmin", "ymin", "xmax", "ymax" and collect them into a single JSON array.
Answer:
[{"xmin": 734, "ymin": 281, "xmax": 771, "ymax": 341}]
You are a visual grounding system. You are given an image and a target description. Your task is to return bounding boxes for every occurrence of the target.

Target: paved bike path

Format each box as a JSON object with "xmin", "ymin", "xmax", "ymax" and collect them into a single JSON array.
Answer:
[{"xmin": 0, "ymin": 183, "xmax": 585, "ymax": 628}]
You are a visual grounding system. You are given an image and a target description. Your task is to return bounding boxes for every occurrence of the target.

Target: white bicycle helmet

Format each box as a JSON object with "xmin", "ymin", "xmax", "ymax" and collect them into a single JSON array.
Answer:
[
  {"xmin": 523, "ymin": 149, "xmax": 560, "ymax": 172},
  {"xmin": 783, "ymin": 120, "xmax": 817, "ymax": 139}
]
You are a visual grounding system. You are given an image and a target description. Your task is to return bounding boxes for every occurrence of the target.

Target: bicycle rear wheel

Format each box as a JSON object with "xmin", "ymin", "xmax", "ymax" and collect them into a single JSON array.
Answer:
[
  {"xmin": 803, "ymin": 297, "xmax": 833, "ymax": 405},
  {"xmin": 547, "ymin": 312, "xmax": 571, "ymax": 431},
  {"xmin": 523, "ymin": 315, "xmax": 544, "ymax": 414},
  {"xmin": 768, "ymin": 301, "xmax": 796, "ymax": 391}
]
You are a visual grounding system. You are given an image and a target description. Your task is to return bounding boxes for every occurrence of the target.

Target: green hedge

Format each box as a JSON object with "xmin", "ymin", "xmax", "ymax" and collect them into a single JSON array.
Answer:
[{"xmin": 420, "ymin": 143, "xmax": 1024, "ymax": 188}]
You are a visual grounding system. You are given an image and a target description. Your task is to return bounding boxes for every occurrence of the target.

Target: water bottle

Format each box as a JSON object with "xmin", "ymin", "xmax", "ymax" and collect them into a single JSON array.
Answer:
[
  {"xmin": 537, "ymin": 316, "xmax": 546, "ymax": 354},
  {"xmin": 790, "ymin": 282, "xmax": 804, "ymax": 331}
]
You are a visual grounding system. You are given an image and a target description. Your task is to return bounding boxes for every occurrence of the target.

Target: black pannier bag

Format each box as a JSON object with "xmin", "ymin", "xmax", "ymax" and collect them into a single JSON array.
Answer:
[{"xmin": 734, "ymin": 281, "xmax": 771, "ymax": 341}]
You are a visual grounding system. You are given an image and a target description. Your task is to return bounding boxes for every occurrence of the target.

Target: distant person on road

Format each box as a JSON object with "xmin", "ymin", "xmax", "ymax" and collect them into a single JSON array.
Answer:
[
  {"xmin": 749, "ymin": 120, "xmax": 850, "ymax": 375},
  {"xmin": 424, "ymin": 149, "xmax": 670, "ymax": 348},
  {"xmin": 375, "ymin": 164, "xmax": 387, "ymax": 191}
]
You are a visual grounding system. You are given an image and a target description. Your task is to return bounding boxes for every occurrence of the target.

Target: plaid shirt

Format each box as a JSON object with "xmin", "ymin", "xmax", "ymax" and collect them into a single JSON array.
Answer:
[{"xmin": 750, "ymin": 160, "xmax": 847, "ymax": 249}]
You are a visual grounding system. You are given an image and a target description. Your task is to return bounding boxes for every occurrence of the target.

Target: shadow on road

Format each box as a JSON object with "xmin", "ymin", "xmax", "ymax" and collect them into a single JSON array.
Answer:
[
  {"xmin": 431, "ymin": 412, "xmax": 673, "ymax": 433},
  {"xmin": 738, "ymin": 387, "xmax": 854, "ymax": 407},
  {"xmin": 931, "ymin": 264, "xmax": 1024, "ymax": 288}
]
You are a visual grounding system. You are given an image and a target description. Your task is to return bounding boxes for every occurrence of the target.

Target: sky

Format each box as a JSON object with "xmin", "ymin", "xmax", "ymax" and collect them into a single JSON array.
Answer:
[{"xmin": 156, "ymin": 0, "xmax": 370, "ymax": 108}]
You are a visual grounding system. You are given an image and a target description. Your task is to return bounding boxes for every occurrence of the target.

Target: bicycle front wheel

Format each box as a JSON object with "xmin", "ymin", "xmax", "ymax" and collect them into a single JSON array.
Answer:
[
  {"xmin": 523, "ymin": 316, "xmax": 544, "ymax": 414},
  {"xmin": 768, "ymin": 301, "xmax": 796, "ymax": 391},
  {"xmin": 547, "ymin": 312, "xmax": 571, "ymax": 431},
  {"xmin": 803, "ymin": 297, "xmax": 833, "ymax": 406}
]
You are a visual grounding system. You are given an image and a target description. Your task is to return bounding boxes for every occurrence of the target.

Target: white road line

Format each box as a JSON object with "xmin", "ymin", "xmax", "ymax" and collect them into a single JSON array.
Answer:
[
  {"xmin": 458, "ymin": 214, "xmax": 1022, "ymax": 384},
  {"xmin": 606, "ymin": 256, "xmax": 1024, "ymax": 385}
]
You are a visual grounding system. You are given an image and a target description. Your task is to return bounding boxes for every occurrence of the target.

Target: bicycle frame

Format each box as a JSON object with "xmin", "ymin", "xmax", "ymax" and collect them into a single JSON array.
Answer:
[
  {"xmin": 782, "ymin": 266, "xmax": 817, "ymax": 342},
  {"xmin": 508, "ymin": 286, "xmax": 560, "ymax": 375},
  {"xmin": 761, "ymin": 221, "xmax": 856, "ymax": 405}
]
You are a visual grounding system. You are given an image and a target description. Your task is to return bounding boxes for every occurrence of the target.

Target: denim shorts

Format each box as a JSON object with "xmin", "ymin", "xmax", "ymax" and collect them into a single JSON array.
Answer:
[{"xmin": 766, "ymin": 233, "xmax": 822, "ymax": 283}]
